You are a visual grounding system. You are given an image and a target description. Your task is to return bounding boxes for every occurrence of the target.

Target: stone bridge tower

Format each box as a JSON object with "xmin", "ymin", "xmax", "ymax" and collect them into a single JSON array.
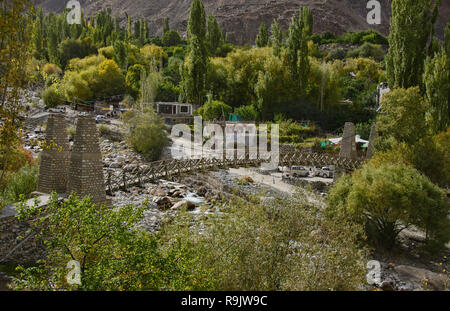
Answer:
[
  {"xmin": 37, "ymin": 114, "xmax": 70, "ymax": 194},
  {"xmin": 339, "ymin": 122, "xmax": 357, "ymax": 160},
  {"xmin": 67, "ymin": 115, "xmax": 107, "ymax": 205},
  {"xmin": 366, "ymin": 123, "xmax": 378, "ymax": 160}
]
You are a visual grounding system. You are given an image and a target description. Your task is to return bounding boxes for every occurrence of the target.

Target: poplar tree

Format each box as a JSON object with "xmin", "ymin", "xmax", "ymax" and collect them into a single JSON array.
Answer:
[
  {"xmin": 255, "ymin": 22, "xmax": 269, "ymax": 47},
  {"xmin": 181, "ymin": 0, "xmax": 208, "ymax": 106},
  {"xmin": 445, "ymin": 20, "xmax": 450, "ymax": 58},
  {"xmin": 163, "ymin": 17, "xmax": 170, "ymax": 34},
  {"xmin": 206, "ymin": 15, "xmax": 223, "ymax": 56},
  {"xmin": 270, "ymin": 19, "xmax": 283, "ymax": 57},
  {"xmin": 286, "ymin": 7, "xmax": 310, "ymax": 93},
  {"xmin": 300, "ymin": 6, "xmax": 313, "ymax": 36},
  {"xmin": 386, "ymin": 0, "xmax": 442, "ymax": 89},
  {"xmin": 423, "ymin": 49, "xmax": 449, "ymax": 134},
  {"xmin": 32, "ymin": 8, "xmax": 44, "ymax": 59}
]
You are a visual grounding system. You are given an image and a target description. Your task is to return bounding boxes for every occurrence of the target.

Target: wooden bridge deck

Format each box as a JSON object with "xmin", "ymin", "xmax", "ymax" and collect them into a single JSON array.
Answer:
[{"xmin": 105, "ymin": 151, "xmax": 364, "ymax": 194}]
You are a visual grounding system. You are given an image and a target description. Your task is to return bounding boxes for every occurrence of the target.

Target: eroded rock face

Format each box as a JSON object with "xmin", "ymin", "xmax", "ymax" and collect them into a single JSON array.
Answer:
[{"xmin": 35, "ymin": 0, "xmax": 449, "ymax": 44}]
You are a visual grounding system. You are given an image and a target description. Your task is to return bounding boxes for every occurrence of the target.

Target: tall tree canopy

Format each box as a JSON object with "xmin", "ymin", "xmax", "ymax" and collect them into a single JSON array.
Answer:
[
  {"xmin": 285, "ymin": 7, "xmax": 310, "ymax": 94},
  {"xmin": 206, "ymin": 15, "xmax": 224, "ymax": 56},
  {"xmin": 386, "ymin": 0, "xmax": 442, "ymax": 89},
  {"xmin": 255, "ymin": 22, "xmax": 269, "ymax": 47},
  {"xmin": 270, "ymin": 19, "xmax": 283, "ymax": 57},
  {"xmin": 182, "ymin": 0, "xmax": 208, "ymax": 106}
]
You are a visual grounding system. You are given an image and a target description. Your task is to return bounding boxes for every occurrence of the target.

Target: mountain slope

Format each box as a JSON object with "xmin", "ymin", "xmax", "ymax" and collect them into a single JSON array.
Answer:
[{"xmin": 35, "ymin": 0, "xmax": 449, "ymax": 44}]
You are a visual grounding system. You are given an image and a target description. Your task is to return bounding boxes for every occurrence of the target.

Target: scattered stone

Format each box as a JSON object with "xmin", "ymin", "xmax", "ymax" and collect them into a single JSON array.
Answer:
[
  {"xmin": 152, "ymin": 188, "xmax": 167, "ymax": 197},
  {"xmin": 154, "ymin": 196, "xmax": 172, "ymax": 210},
  {"xmin": 380, "ymin": 278, "xmax": 396, "ymax": 291}
]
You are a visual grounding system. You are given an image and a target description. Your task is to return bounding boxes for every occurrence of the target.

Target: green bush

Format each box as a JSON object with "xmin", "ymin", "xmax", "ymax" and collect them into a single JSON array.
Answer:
[
  {"xmin": 0, "ymin": 164, "xmax": 38, "ymax": 208},
  {"xmin": 122, "ymin": 107, "xmax": 168, "ymax": 161},
  {"xmin": 346, "ymin": 43, "xmax": 385, "ymax": 61},
  {"xmin": 196, "ymin": 100, "xmax": 232, "ymax": 121},
  {"xmin": 327, "ymin": 48, "xmax": 346, "ymax": 60},
  {"xmin": 328, "ymin": 163, "xmax": 450, "ymax": 251},
  {"xmin": 42, "ymin": 85, "xmax": 64, "ymax": 108},
  {"xmin": 13, "ymin": 193, "xmax": 216, "ymax": 290},
  {"xmin": 163, "ymin": 190, "xmax": 368, "ymax": 290},
  {"xmin": 97, "ymin": 124, "xmax": 110, "ymax": 137},
  {"xmin": 355, "ymin": 122, "xmax": 373, "ymax": 140},
  {"xmin": 234, "ymin": 105, "xmax": 259, "ymax": 121}
]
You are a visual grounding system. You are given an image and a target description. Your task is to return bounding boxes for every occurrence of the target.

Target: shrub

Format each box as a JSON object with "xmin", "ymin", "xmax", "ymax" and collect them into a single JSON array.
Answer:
[
  {"xmin": 196, "ymin": 100, "xmax": 232, "ymax": 121},
  {"xmin": 0, "ymin": 164, "xmax": 38, "ymax": 208},
  {"xmin": 328, "ymin": 48, "xmax": 346, "ymax": 60},
  {"xmin": 42, "ymin": 85, "xmax": 64, "ymax": 108},
  {"xmin": 0, "ymin": 145, "xmax": 33, "ymax": 176},
  {"xmin": 66, "ymin": 125, "xmax": 76, "ymax": 138},
  {"xmin": 98, "ymin": 46, "xmax": 115, "ymax": 59},
  {"xmin": 234, "ymin": 105, "xmax": 259, "ymax": 121},
  {"xmin": 355, "ymin": 122, "xmax": 373, "ymax": 140},
  {"xmin": 162, "ymin": 190, "xmax": 368, "ymax": 290},
  {"xmin": 97, "ymin": 124, "xmax": 110, "ymax": 137},
  {"xmin": 42, "ymin": 63, "xmax": 62, "ymax": 76},
  {"xmin": 13, "ymin": 194, "xmax": 216, "ymax": 290},
  {"xmin": 328, "ymin": 163, "xmax": 449, "ymax": 251},
  {"xmin": 122, "ymin": 107, "xmax": 168, "ymax": 161}
]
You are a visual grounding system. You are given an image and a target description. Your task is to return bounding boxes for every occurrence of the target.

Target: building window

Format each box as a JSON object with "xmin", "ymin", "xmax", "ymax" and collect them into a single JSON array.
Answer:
[
  {"xmin": 180, "ymin": 106, "xmax": 189, "ymax": 113},
  {"xmin": 159, "ymin": 104, "xmax": 173, "ymax": 114}
]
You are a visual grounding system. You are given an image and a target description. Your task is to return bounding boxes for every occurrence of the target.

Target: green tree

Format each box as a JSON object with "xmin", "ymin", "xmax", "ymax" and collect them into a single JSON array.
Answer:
[
  {"xmin": 445, "ymin": 20, "xmax": 450, "ymax": 57},
  {"xmin": 206, "ymin": 15, "xmax": 223, "ymax": 56},
  {"xmin": 299, "ymin": 6, "xmax": 313, "ymax": 36},
  {"xmin": 31, "ymin": 7, "xmax": 44, "ymax": 59},
  {"xmin": 161, "ymin": 30, "xmax": 182, "ymax": 47},
  {"xmin": 255, "ymin": 22, "xmax": 269, "ymax": 47},
  {"xmin": 377, "ymin": 87, "xmax": 427, "ymax": 145},
  {"xmin": 423, "ymin": 49, "xmax": 449, "ymax": 134},
  {"xmin": 94, "ymin": 59, "xmax": 125, "ymax": 98},
  {"xmin": 182, "ymin": 0, "xmax": 208, "ymax": 106},
  {"xmin": 286, "ymin": 8, "xmax": 310, "ymax": 93},
  {"xmin": 270, "ymin": 19, "xmax": 283, "ymax": 57},
  {"xmin": 328, "ymin": 163, "xmax": 449, "ymax": 250},
  {"xmin": 113, "ymin": 40, "xmax": 128, "ymax": 69},
  {"xmin": 0, "ymin": 0, "xmax": 32, "ymax": 186},
  {"xmin": 13, "ymin": 193, "xmax": 213, "ymax": 290},
  {"xmin": 163, "ymin": 17, "xmax": 170, "ymax": 34},
  {"xmin": 386, "ymin": 0, "xmax": 442, "ymax": 89},
  {"xmin": 196, "ymin": 99, "xmax": 232, "ymax": 121},
  {"xmin": 122, "ymin": 107, "xmax": 168, "ymax": 161},
  {"xmin": 47, "ymin": 18, "xmax": 60, "ymax": 65},
  {"xmin": 125, "ymin": 64, "xmax": 145, "ymax": 99},
  {"xmin": 139, "ymin": 64, "xmax": 162, "ymax": 107}
]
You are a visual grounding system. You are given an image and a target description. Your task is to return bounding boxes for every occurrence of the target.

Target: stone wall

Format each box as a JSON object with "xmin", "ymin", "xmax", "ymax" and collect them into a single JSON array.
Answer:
[{"xmin": 0, "ymin": 216, "xmax": 46, "ymax": 264}]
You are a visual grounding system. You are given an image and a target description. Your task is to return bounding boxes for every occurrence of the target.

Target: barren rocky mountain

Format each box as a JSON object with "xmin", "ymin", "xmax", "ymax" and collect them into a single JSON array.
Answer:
[{"xmin": 35, "ymin": 0, "xmax": 448, "ymax": 44}]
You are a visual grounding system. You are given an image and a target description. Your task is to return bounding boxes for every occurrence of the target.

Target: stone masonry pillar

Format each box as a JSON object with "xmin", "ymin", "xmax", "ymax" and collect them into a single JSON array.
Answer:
[
  {"xmin": 67, "ymin": 115, "xmax": 107, "ymax": 205},
  {"xmin": 37, "ymin": 114, "xmax": 70, "ymax": 194},
  {"xmin": 339, "ymin": 122, "xmax": 357, "ymax": 160},
  {"xmin": 366, "ymin": 123, "xmax": 378, "ymax": 160}
]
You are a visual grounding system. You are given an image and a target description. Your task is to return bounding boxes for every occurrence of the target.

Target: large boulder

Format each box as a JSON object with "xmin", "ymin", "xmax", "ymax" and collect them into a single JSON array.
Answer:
[{"xmin": 393, "ymin": 265, "xmax": 448, "ymax": 291}]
